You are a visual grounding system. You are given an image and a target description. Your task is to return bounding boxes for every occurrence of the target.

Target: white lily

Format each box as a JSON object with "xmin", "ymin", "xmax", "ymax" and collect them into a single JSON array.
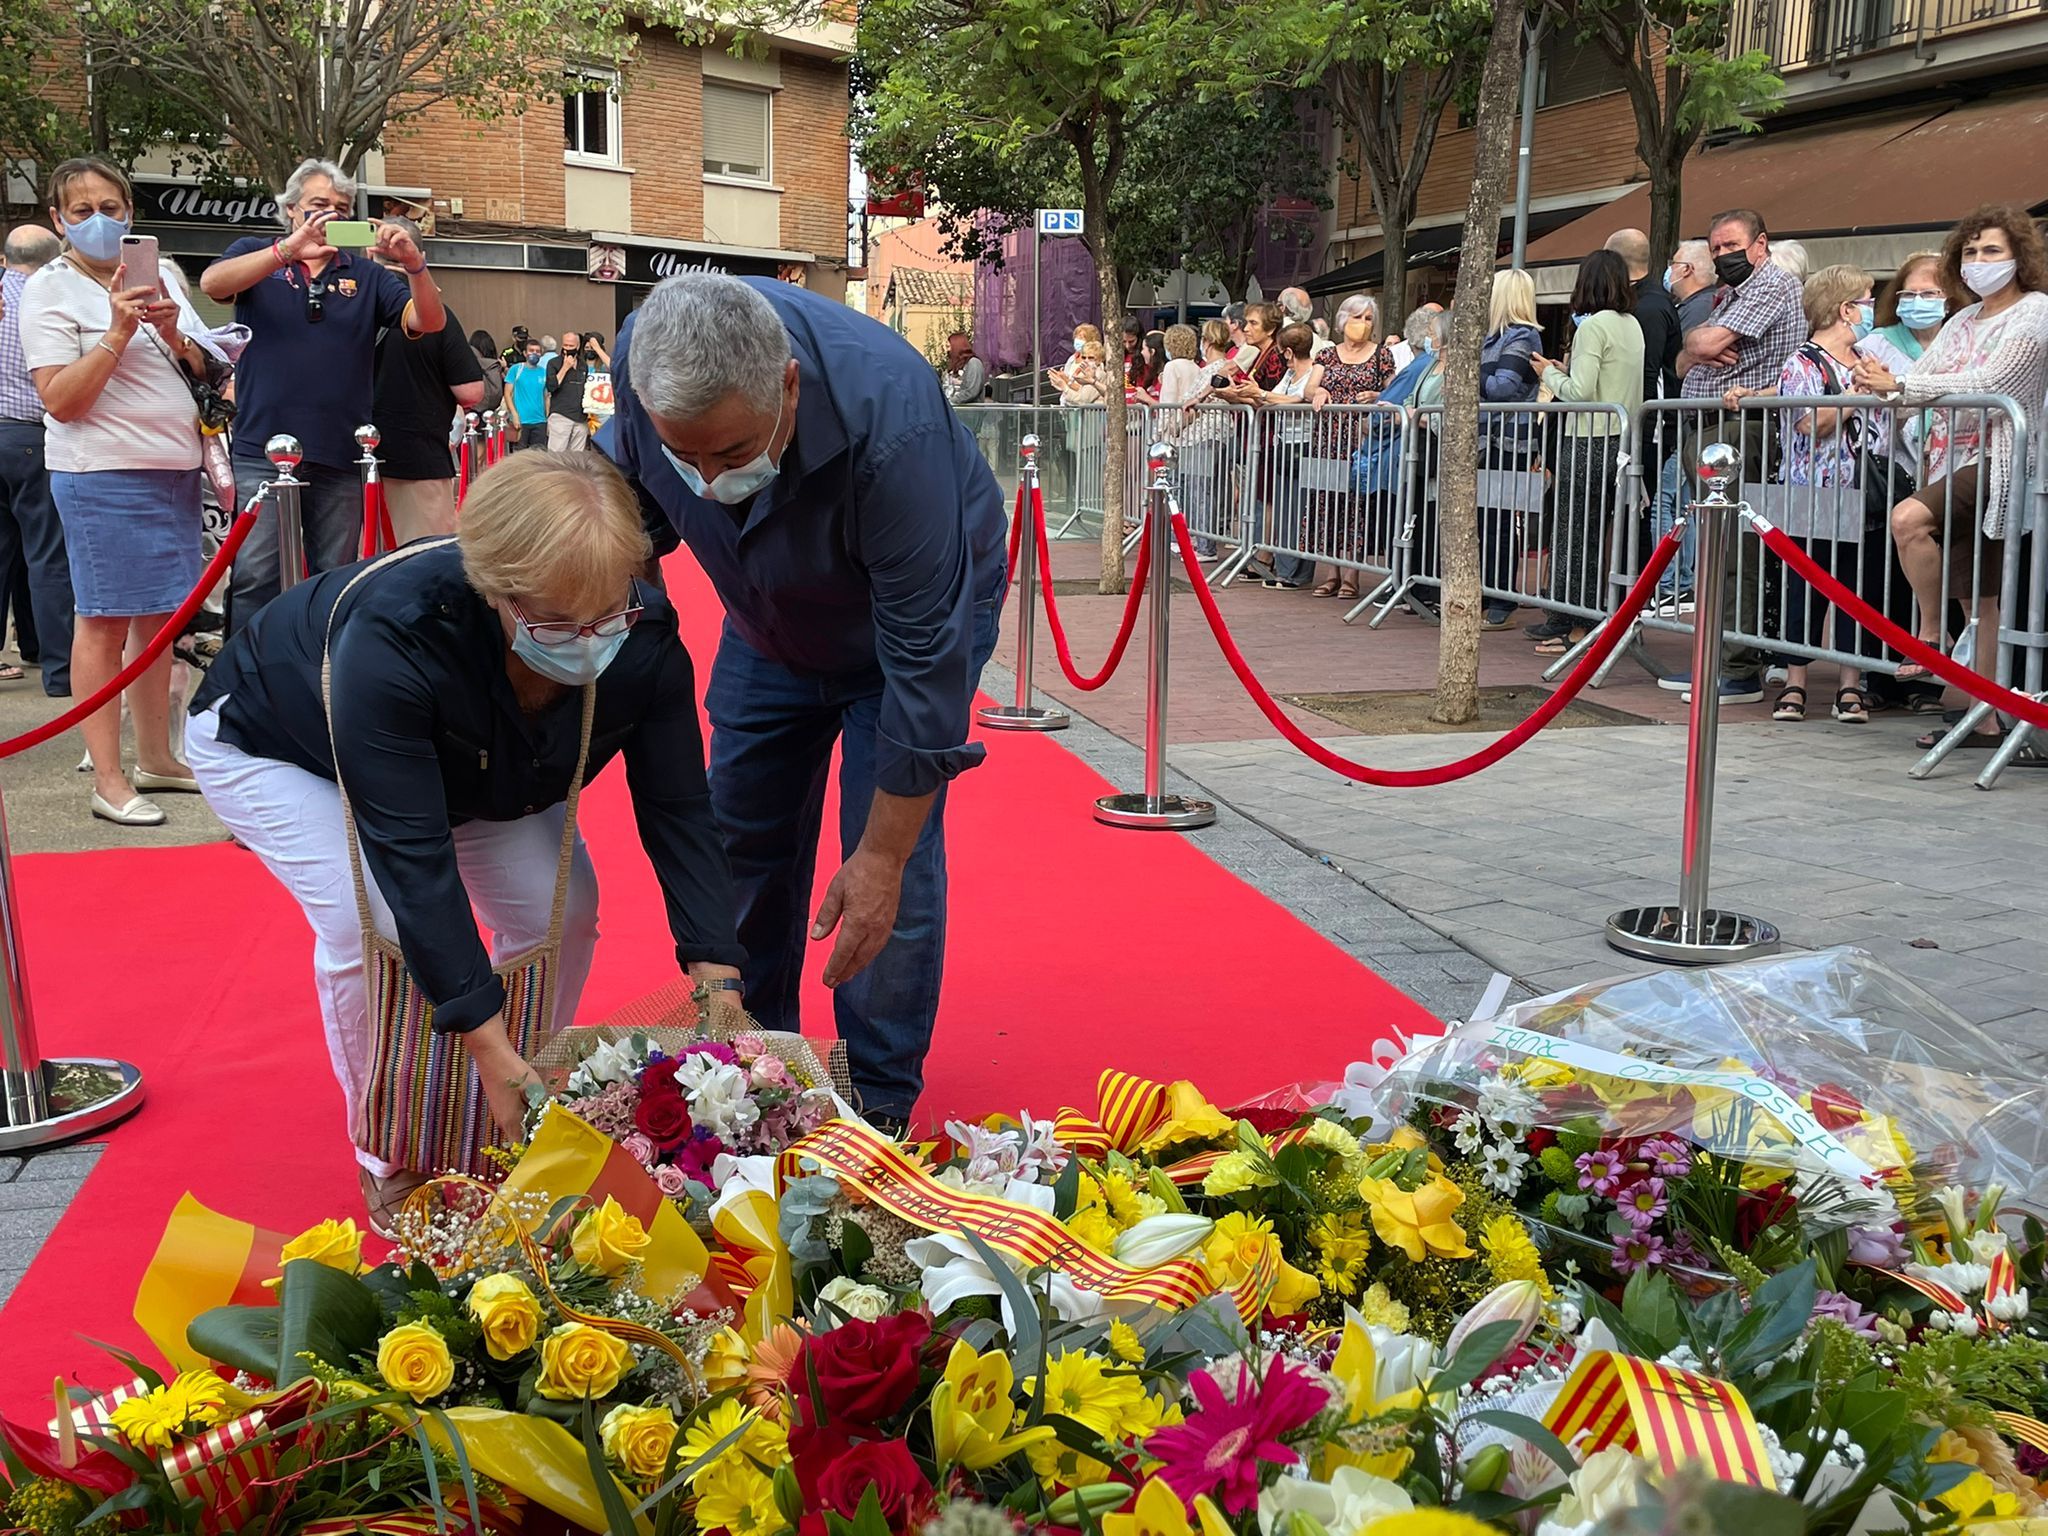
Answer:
[
  {"xmin": 1112, "ymin": 1212, "xmax": 1213, "ymax": 1268},
  {"xmin": 904, "ymin": 1227, "xmax": 1110, "ymax": 1332},
  {"xmin": 1257, "ymin": 1467, "xmax": 1412, "ymax": 1536}
]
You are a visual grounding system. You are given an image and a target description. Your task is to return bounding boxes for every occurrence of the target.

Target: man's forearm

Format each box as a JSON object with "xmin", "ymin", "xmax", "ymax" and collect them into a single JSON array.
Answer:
[
  {"xmin": 859, "ymin": 786, "xmax": 938, "ymax": 867},
  {"xmin": 202, "ymin": 244, "xmax": 283, "ymax": 301},
  {"xmin": 407, "ymin": 267, "xmax": 446, "ymax": 333}
]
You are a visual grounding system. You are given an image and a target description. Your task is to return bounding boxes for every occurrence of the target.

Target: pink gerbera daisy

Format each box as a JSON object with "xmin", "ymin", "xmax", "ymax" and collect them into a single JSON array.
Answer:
[{"xmin": 1146, "ymin": 1355, "xmax": 1324, "ymax": 1513}]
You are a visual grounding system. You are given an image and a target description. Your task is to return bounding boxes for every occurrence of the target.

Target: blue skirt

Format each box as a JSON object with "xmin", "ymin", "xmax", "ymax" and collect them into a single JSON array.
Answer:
[{"xmin": 49, "ymin": 468, "xmax": 204, "ymax": 618}]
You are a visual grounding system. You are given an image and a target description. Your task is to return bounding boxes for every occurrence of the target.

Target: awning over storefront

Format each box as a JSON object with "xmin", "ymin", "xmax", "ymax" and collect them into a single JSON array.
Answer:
[
  {"xmin": 1522, "ymin": 91, "xmax": 2048, "ymax": 282},
  {"xmin": 1310, "ymin": 205, "xmax": 1601, "ymax": 297}
]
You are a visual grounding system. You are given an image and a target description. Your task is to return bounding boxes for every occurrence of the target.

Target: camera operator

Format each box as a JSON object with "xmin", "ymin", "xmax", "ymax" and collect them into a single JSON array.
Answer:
[
  {"xmin": 200, "ymin": 157, "xmax": 446, "ymax": 632},
  {"xmin": 547, "ymin": 330, "xmax": 610, "ymax": 451}
]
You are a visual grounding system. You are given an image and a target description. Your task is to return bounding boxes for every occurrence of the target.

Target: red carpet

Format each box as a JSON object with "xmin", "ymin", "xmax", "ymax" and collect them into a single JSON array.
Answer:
[{"xmin": 0, "ymin": 553, "xmax": 1437, "ymax": 1415}]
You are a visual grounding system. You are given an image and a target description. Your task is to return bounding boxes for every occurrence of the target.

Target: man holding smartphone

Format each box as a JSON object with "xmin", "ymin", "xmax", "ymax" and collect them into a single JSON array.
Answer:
[{"xmin": 201, "ymin": 157, "xmax": 446, "ymax": 633}]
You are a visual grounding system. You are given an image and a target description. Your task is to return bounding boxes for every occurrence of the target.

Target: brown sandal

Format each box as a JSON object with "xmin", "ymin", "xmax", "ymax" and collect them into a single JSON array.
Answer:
[{"xmin": 1310, "ymin": 579, "xmax": 1340, "ymax": 598}]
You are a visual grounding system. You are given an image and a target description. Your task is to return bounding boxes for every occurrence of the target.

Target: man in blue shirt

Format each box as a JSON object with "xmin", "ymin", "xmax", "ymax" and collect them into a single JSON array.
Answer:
[
  {"xmin": 599, "ymin": 273, "xmax": 1007, "ymax": 1130},
  {"xmin": 201, "ymin": 158, "xmax": 446, "ymax": 633},
  {"xmin": 506, "ymin": 336, "xmax": 551, "ymax": 449}
]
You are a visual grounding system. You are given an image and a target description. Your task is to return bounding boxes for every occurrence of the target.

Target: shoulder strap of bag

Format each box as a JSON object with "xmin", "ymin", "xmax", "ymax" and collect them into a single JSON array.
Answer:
[{"xmin": 319, "ymin": 539, "xmax": 597, "ymax": 946}]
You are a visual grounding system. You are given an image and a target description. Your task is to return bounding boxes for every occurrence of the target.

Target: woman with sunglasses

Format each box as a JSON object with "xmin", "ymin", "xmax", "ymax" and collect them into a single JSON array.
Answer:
[{"xmin": 186, "ymin": 451, "xmax": 744, "ymax": 1233}]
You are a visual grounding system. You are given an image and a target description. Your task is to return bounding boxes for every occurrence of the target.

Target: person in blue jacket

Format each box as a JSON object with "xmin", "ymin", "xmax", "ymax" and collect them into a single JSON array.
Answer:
[{"xmin": 598, "ymin": 273, "xmax": 1008, "ymax": 1134}]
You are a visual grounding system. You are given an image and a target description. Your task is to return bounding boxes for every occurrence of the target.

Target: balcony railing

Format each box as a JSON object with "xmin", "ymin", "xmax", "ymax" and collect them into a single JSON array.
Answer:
[{"xmin": 1728, "ymin": 0, "xmax": 2046, "ymax": 75}]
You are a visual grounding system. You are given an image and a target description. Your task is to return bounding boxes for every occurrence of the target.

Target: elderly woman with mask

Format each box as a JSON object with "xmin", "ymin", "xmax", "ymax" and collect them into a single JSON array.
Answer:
[{"xmin": 186, "ymin": 451, "xmax": 744, "ymax": 1232}]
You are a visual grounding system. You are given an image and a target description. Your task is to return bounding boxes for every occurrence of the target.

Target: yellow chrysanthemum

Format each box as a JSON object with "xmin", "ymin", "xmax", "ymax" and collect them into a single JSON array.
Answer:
[
  {"xmin": 1108, "ymin": 1319, "xmax": 1146, "ymax": 1365},
  {"xmin": 1102, "ymin": 1168, "xmax": 1165, "ymax": 1230},
  {"xmin": 1068, "ymin": 1204, "xmax": 1122, "ymax": 1254},
  {"xmin": 1355, "ymin": 1282, "xmax": 1412, "ymax": 1334},
  {"xmin": 693, "ymin": 1460, "xmax": 782, "ymax": 1536},
  {"xmin": 1201, "ymin": 1150, "xmax": 1276, "ymax": 1198},
  {"xmin": 1479, "ymin": 1214, "xmax": 1553, "ymax": 1298},
  {"xmin": 1024, "ymin": 1349, "xmax": 1147, "ymax": 1438},
  {"xmin": 1301, "ymin": 1118, "xmax": 1363, "ymax": 1160},
  {"xmin": 677, "ymin": 1399, "xmax": 788, "ymax": 1485},
  {"xmin": 1028, "ymin": 1437, "xmax": 1116, "ymax": 1491},
  {"xmin": 106, "ymin": 1371, "xmax": 231, "ymax": 1452}
]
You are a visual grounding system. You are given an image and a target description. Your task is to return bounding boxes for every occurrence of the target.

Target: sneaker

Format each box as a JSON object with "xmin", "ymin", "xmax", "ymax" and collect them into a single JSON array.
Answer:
[
  {"xmin": 1680, "ymin": 677, "xmax": 1766, "ymax": 705},
  {"xmin": 1658, "ymin": 670, "xmax": 1692, "ymax": 693},
  {"xmin": 1675, "ymin": 588, "xmax": 1697, "ymax": 615}
]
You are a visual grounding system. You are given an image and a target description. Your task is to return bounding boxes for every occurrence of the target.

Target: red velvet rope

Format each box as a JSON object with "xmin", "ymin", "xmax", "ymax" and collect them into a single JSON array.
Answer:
[
  {"xmin": 1033, "ymin": 483, "xmax": 1149, "ymax": 691},
  {"xmin": 0, "ymin": 502, "xmax": 261, "ymax": 762},
  {"xmin": 1005, "ymin": 478, "xmax": 1024, "ymax": 585},
  {"xmin": 1171, "ymin": 512, "xmax": 1683, "ymax": 786},
  {"xmin": 457, "ymin": 439, "xmax": 472, "ymax": 503},
  {"xmin": 1751, "ymin": 517, "xmax": 2048, "ymax": 730}
]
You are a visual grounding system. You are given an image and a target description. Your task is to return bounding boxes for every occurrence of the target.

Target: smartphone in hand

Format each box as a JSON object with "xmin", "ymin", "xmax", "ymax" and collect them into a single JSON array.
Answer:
[
  {"xmin": 118, "ymin": 233, "xmax": 162, "ymax": 296},
  {"xmin": 324, "ymin": 220, "xmax": 377, "ymax": 247}
]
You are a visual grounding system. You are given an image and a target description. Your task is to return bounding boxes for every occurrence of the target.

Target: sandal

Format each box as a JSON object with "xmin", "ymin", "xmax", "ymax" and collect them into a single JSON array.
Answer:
[
  {"xmin": 1337, "ymin": 582, "xmax": 1360, "ymax": 601},
  {"xmin": 0, "ymin": 663, "xmax": 21, "ymax": 681},
  {"xmin": 1895, "ymin": 641, "xmax": 1944, "ymax": 682},
  {"xmin": 1310, "ymin": 579, "xmax": 1340, "ymax": 598},
  {"xmin": 1533, "ymin": 636, "xmax": 1572, "ymax": 655},
  {"xmin": 1832, "ymin": 686, "xmax": 1870, "ymax": 724},
  {"xmin": 1772, "ymin": 686, "xmax": 1808, "ymax": 721},
  {"xmin": 1916, "ymin": 726, "xmax": 2002, "ymax": 750}
]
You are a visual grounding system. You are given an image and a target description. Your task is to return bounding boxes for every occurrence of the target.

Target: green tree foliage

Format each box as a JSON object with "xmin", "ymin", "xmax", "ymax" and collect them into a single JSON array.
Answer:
[{"xmin": 1543, "ymin": 0, "xmax": 1783, "ymax": 261}]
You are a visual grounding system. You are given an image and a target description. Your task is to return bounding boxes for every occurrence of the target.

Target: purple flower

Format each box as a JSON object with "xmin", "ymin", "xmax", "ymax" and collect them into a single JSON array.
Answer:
[
  {"xmin": 1576, "ymin": 1147, "xmax": 1628, "ymax": 1196},
  {"xmin": 1611, "ymin": 1231, "xmax": 1667, "ymax": 1275},
  {"xmin": 1847, "ymin": 1224, "xmax": 1909, "ymax": 1268},
  {"xmin": 1812, "ymin": 1290, "xmax": 1882, "ymax": 1338},
  {"xmin": 1641, "ymin": 1137, "xmax": 1692, "ymax": 1179},
  {"xmin": 1617, "ymin": 1176, "xmax": 1669, "ymax": 1229}
]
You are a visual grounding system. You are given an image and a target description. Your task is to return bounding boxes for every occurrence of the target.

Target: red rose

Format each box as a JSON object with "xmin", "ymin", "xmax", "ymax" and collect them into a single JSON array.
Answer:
[
  {"xmin": 802, "ymin": 1311, "xmax": 932, "ymax": 1425},
  {"xmin": 642, "ymin": 1058, "xmax": 683, "ymax": 1094},
  {"xmin": 814, "ymin": 1441, "xmax": 935, "ymax": 1532},
  {"xmin": 790, "ymin": 1418, "xmax": 860, "ymax": 1504},
  {"xmin": 1736, "ymin": 1180, "xmax": 1797, "ymax": 1247},
  {"xmin": 635, "ymin": 1082, "xmax": 693, "ymax": 1150},
  {"xmin": 1526, "ymin": 1128, "xmax": 1556, "ymax": 1154}
]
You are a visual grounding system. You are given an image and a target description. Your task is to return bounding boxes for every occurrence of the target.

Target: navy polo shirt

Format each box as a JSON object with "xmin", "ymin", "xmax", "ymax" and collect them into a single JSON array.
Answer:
[
  {"xmin": 598, "ymin": 278, "xmax": 1009, "ymax": 800},
  {"xmin": 214, "ymin": 240, "xmax": 414, "ymax": 470}
]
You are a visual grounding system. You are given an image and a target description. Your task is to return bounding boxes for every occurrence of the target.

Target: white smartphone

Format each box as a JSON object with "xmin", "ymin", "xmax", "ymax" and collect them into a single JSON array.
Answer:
[{"xmin": 118, "ymin": 233, "xmax": 162, "ymax": 296}]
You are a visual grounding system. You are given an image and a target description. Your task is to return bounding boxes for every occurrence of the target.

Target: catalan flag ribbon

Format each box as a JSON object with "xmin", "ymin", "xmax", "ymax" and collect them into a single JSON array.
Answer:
[
  {"xmin": 1544, "ymin": 1350, "xmax": 1775, "ymax": 1488},
  {"xmin": 778, "ymin": 1119, "xmax": 1219, "ymax": 1314},
  {"xmin": 1053, "ymin": 1070, "xmax": 1174, "ymax": 1160},
  {"xmin": 1996, "ymin": 1411, "xmax": 2048, "ymax": 1456},
  {"xmin": 132, "ymin": 1193, "xmax": 291, "ymax": 1373}
]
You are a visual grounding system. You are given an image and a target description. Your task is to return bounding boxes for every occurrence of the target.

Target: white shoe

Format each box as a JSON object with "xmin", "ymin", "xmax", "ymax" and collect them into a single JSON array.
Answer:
[
  {"xmin": 134, "ymin": 768, "xmax": 201, "ymax": 794},
  {"xmin": 1765, "ymin": 664, "xmax": 1790, "ymax": 687},
  {"xmin": 76, "ymin": 751, "xmax": 92, "ymax": 773},
  {"xmin": 92, "ymin": 791, "xmax": 165, "ymax": 827}
]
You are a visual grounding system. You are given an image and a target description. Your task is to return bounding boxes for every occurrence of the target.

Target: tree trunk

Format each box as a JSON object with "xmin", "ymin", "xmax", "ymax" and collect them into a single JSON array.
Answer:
[
  {"xmin": 1088, "ymin": 212, "xmax": 1129, "ymax": 595},
  {"xmin": 1380, "ymin": 214, "xmax": 1410, "ymax": 336},
  {"xmin": 1647, "ymin": 153, "xmax": 1685, "ymax": 271},
  {"xmin": 1432, "ymin": 0, "xmax": 1527, "ymax": 726}
]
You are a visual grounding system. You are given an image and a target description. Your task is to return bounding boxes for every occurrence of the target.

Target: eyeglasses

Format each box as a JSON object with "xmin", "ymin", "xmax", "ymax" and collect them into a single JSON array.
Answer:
[
  {"xmin": 509, "ymin": 596, "xmax": 643, "ymax": 646},
  {"xmin": 305, "ymin": 277, "xmax": 327, "ymax": 325}
]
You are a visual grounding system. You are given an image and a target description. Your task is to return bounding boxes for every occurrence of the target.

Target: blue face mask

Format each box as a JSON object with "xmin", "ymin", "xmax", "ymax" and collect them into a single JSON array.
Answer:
[
  {"xmin": 1851, "ymin": 301, "xmax": 1875, "ymax": 341},
  {"xmin": 660, "ymin": 390, "xmax": 787, "ymax": 506},
  {"xmin": 1662, "ymin": 270, "xmax": 1676, "ymax": 293},
  {"xmin": 1897, "ymin": 295, "xmax": 1945, "ymax": 330},
  {"xmin": 509, "ymin": 623, "xmax": 629, "ymax": 686},
  {"xmin": 63, "ymin": 211, "xmax": 131, "ymax": 265},
  {"xmin": 1571, "ymin": 312, "xmax": 1589, "ymax": 329}
]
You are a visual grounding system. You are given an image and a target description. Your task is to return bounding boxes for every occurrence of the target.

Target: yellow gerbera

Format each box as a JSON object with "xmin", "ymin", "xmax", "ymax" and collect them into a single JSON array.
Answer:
[
  {"xmin": 693, "ymin": 1460, "xmax": 782, "ymax": 1536},
  {"xmin": 1024, "ymin": 1349, "xmax": 1147, "ymax": 1438},
  {"xmin": 676, "ymin": 1399, "xmax": 788, "ymax": 1485}
]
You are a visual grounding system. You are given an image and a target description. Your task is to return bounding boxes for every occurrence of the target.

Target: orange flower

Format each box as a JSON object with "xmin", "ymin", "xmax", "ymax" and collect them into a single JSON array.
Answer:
[{"xmin": 746, "ymin": 1323, "xmax": 806, "ymax": 1420}]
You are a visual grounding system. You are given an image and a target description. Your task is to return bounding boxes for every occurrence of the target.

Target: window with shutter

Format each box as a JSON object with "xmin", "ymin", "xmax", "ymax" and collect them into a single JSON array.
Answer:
[{"xmin": 703, "ymin": 82, "xmax": 771, "ymax": 181}]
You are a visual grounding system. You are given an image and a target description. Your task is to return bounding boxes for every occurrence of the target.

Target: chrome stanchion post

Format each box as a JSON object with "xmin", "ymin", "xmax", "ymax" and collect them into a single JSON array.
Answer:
[
  {"xmin": 1094, "ymin": 444, "xmax": 1215, "ymax": 830},
  {"xmin": 266, "ymin": 434, "xmax": 307, "ymax": 592},
  {"xmin": 0, "ymin": 786, "xmax": 145, "ymax": 1150},
  {"xmin": 356, "ymin": 423, "xmax": 383, "ymax": 554},
  {"xmin": 978, "ymin": 435, "xmax": 1070, "ymax": 732},
  {"xmin": 1607, "ymin": 442, "xmax": 1779, "ymax": 964}
]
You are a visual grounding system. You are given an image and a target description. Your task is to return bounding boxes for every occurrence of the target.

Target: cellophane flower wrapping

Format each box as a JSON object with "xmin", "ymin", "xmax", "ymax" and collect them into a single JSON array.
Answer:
[{"xmin": 1377, "ymin": 946, "xmax": 2048, "ymax": 1222}]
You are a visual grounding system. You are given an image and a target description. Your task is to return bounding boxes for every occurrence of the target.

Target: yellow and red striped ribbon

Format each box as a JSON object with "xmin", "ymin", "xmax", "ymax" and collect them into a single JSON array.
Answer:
[
  {"xmin": 1866, "ymin": 1265, "xmax": 1971, "ymax": 1315},
  {"xmin": 778, "ymin": 1119, "xmax": 1224, "ymax": 1314},
  {"xmin": 1987, "ymin": 1248, "xmax": 2018, "ymax": 1302},
  {"xmin": 1162, "ymin": 1124, "xmax": 1314, "ymax": 1187},
  {"xmin": 1544, "ymin": 1350, "xmax": 1775, "ymax": 1488},
  {"xmin": 1995, "ymin": 1411, "xmax": 2048, "ymax": 1456},
  {"xmin": 1052, "ymin": 1070, "xmax": 1173, "ymax": 1160}
]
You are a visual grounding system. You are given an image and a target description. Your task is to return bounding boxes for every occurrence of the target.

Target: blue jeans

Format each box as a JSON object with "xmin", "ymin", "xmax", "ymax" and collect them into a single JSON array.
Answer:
[
  {"xmin": 704, "ymin": 592, "xmax": 1003, "ymax": 1117},
  {"xmin": 228, "ymin": 457, "xmax": 364, "ymax": 636},
  {"xmin": 0, "ymin": 422, "xmax": 72, "ymax": 693},
  {"xmin": 1651, "ymin": 454, "xmax": 1697, "ymax": 595}
]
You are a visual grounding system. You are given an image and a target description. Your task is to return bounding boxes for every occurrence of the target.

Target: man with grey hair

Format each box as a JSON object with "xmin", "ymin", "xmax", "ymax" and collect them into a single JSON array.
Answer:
[
  {"xmin": 1278, "ymin": 286, "xmax": 1313, "ymax": 327},
  {"xmin": 1667, "ymin": 239, "xmax": 1717, "ymax": 333},
  {"xmin": 202, "ymin": 158, "xmax": 446, "ymax": 631},
  {"xmin": 0, "ymin": 223, "xmax": 72, "ymax": 694},
  {"xmin": 598, "ymin": 272, "xmax": 1007, "ymax": 1134}
]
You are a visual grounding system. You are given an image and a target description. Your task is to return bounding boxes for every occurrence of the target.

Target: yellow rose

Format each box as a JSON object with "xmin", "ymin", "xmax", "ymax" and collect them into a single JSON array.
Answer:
[
  {"xmin": 601, "ymin": 1402, "xmax": 680, "ymax": 1486},
  {"xmin": 1200, "ymin": 1212, "xmax": 1321, "ymax": 1316},
  {"xmin": 376, "ymin": 1322, "xmax": 456, "ymax": 1403},
  {"xmin": 466, "ymin": 1273, "xmax": 544, "ymax": 1361},
  {"xmin": 537, "ymin": 1322, "xmax": 634, "ymax": 1400},
  {"xmin": 571, "ymin": 1197, "xmax": 654, "ymax": 1276},
  {"xmin": 279, "ymin": 1218, "xmax": 363, "ymax": 1274}
]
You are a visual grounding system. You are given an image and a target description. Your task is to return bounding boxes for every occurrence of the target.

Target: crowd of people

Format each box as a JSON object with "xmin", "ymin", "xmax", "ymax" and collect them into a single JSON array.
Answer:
[
  {"xmin": 947, "ymin": 202, "xmax": 2047, "ymax": 754},
  {"xmin": 0, "ymin": 154, "xmax": 623, "ymax": 830}
]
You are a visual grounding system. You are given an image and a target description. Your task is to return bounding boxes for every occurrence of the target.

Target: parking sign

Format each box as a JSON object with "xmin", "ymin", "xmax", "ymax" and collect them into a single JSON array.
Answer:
[{"xmin": 1036, "ymin": 208, "xmax": 1083, "ymax": 235}]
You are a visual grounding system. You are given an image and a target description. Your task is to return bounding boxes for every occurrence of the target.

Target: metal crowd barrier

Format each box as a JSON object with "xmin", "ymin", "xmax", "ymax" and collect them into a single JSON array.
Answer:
[{"xmin": 1223, "ymin": 403, "xmax": 1408, "ymax": 595}]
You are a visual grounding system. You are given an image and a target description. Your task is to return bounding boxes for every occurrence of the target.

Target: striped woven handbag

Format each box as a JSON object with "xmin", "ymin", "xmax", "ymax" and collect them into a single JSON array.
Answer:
[{"xmin": 321, "ymin": 541, "xmax": 595, "ymax": 1177}]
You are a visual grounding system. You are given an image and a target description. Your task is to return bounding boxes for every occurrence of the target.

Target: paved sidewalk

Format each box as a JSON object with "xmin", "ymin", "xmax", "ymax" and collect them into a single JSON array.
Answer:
[{"xmin": 1014, "ymin": 537, "xmax": 2048, "ymax": 1043}]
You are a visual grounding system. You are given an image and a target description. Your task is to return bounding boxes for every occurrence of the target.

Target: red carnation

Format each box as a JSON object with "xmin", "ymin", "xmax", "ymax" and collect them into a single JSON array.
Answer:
[
  {"xmin": 814, "ymin": 1441, "xmax": 935, "ymax": 1532},
  {"xmin": 801, "ymin": 1311, "xmax": 932, "ymax": 1425}
]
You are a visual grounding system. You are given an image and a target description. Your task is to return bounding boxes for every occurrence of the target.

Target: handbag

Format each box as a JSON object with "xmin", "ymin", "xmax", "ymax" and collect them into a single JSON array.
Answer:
[
  {"xmin": 321, "ymin": 541, "xmax": 596, "ymax": 1177},
  {"xmin": 1797, "ymin": 341, "xmax": 1899, "ymax": 531}
]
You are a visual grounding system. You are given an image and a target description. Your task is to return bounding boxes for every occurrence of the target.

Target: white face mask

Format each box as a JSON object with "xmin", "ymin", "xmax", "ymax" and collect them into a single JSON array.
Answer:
[
  {"xmin": 661, "ymin": 389, "xmax": 787, "ymax": 506},
  {"xmin": 1961, "ymin": 258, "xmax": 2017, "ymax": 298}
]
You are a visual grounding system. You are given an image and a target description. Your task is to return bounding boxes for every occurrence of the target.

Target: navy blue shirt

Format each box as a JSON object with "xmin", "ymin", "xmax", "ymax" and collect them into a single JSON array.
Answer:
[
  {"xmin": 213, "ymin": 240, "xmax": 415, "ymax": 470},
  {"xmin": 598, "ymin": 279, "xmax": 1008, "ymax": 800},
  {"xmin": 192, "ymin": 541, "xmax": 744, "ymax": 1033}
]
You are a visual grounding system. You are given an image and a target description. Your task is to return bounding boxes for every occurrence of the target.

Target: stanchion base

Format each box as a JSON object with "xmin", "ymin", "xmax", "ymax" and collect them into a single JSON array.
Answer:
[
  {"xmin": 0, "ymin": 1058, "xmax": 146, "ymax": 1154},
  {"xmin": 1093, "ymin": 792, "xmax": 1216, "ymax": 830},
  {"xmin": 976, "ymin": 704, "xmax": 1071, "ymax": 732},
  {"xmin": 1604, "ymin": 906, "xmax": 1781, "ymax": 966}
]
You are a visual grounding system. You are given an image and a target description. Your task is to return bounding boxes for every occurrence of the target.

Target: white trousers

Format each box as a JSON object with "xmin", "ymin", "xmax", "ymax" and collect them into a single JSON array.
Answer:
[{"xmin": 188, "ymin": 702, "xmax": 600, "ymax": 1174}]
